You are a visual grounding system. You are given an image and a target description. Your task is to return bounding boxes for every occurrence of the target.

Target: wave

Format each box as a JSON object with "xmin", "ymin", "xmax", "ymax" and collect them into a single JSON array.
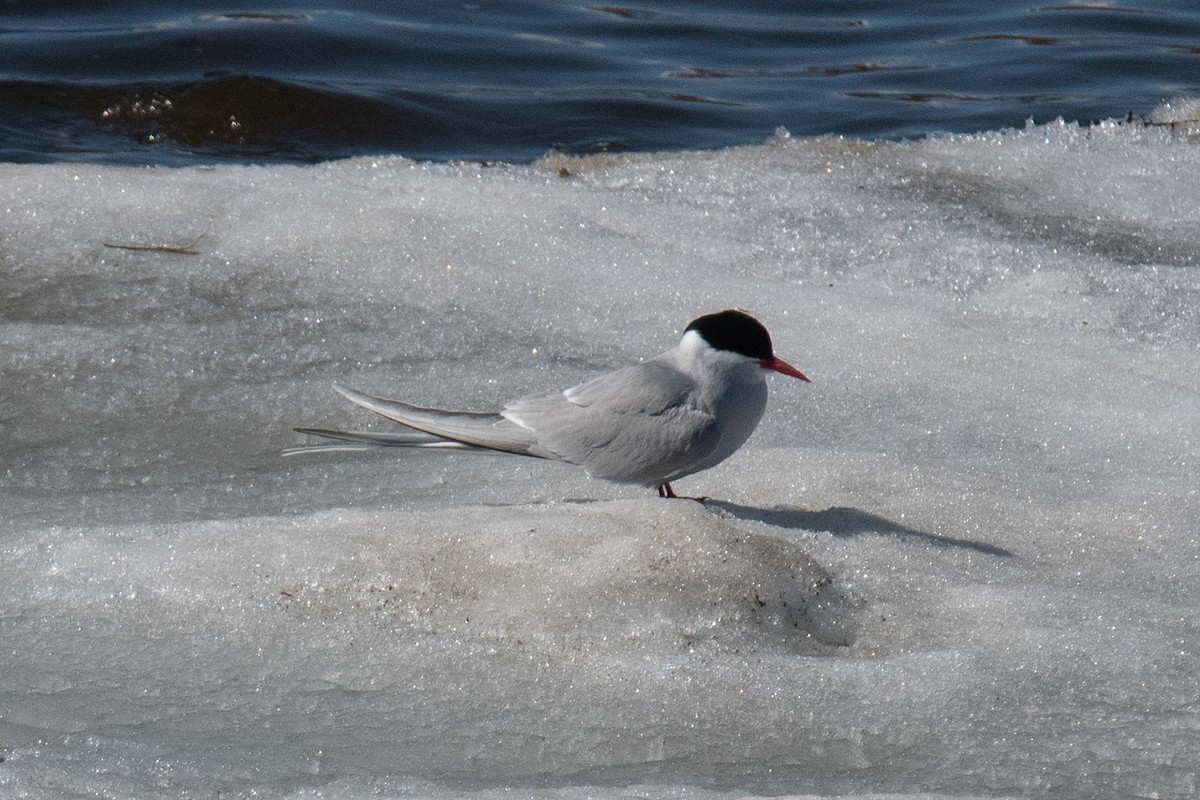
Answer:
[
  {"xmin": 0, "ymin": 75, "xmax": 440, "ymax": 164},
  {"xmin": 0, "ymin": 73, "xmax": 763, "ymax": 165}
]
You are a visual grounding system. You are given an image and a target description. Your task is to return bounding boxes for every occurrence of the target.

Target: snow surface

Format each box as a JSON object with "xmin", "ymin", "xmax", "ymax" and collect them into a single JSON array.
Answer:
[{"xmin": 2, "ymin": 109, "xmax": 1199, "ymax": 799}]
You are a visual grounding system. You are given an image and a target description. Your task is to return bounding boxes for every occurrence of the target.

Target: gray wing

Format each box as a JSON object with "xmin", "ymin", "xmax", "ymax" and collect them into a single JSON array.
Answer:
[
  {"xmin": 503, "ymin": 361, "xmax": 719, "ymax": 485},
  {"xmin": 319, "ymin": 384, "xmax": 547, "ymax": 458}
]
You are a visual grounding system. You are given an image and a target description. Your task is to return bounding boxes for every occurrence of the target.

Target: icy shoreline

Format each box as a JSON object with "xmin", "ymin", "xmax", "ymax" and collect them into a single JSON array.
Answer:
[{"xmin": 2, "ymin": 113, "xmax": 1198, "ymax": 798}]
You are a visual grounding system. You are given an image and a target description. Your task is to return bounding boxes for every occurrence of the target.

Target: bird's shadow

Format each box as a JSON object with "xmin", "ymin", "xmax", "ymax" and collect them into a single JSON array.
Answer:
[{"xmin": 706, "ymin": 501, "xmax": 1015, "ymax": 558}]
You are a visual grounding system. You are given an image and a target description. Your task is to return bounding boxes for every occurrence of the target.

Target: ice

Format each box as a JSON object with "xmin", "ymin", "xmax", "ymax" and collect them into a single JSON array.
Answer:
[{"xmin": 2, "ymin": 109, "xmax": 1199, "ymax": 799}]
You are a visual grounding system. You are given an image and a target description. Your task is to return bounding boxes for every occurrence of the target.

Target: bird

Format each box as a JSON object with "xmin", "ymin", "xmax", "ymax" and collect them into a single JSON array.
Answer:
[{"xmin": 287, "ymin": 309, "xmax": 809, "ymax": 498}]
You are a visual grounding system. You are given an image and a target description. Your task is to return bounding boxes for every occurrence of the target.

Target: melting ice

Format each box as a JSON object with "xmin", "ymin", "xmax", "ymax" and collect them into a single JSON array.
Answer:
[{"xmin": 2, "ymin": 107, "xmax": 1199, "ymax": 799}]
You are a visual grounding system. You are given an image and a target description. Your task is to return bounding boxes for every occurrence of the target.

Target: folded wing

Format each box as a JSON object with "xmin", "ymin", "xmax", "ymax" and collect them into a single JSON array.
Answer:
[
  {"xmin": 503, "ymin": 360, "xmax": 719, "ymax": 485},
  {"xmin": 327, "ymin": 384, "xmax": 544, "ymax": 457}
]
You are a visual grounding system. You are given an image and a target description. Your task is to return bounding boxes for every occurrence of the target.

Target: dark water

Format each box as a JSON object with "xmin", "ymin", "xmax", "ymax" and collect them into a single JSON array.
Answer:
[{"xmin": 2, "ymin": 0, "xmax": 1199, "ymax": 165}]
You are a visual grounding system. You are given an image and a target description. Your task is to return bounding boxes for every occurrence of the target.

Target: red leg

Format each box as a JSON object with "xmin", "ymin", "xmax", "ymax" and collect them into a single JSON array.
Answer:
[{"xmin": 656, "ymin": 483, "xmax": 708, "ymax": 502}]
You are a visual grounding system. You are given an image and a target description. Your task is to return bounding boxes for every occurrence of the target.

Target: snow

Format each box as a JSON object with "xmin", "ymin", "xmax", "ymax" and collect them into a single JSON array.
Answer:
[{"xmin": 2, "ymin": 108, "xmax": 1199, "ymax": 799}]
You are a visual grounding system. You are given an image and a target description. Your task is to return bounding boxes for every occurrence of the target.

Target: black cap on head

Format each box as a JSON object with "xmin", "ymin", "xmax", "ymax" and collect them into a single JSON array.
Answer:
[{"xmin": 684, "ymin": 309, "xmax": 773, "ymax": 360}]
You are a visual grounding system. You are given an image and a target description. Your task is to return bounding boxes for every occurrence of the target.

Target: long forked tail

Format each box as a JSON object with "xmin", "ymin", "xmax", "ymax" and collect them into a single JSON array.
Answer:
[
  {"xmin": 286, "ymin": 384, "xmax": 545, "ymax": 459},
  {"xmin": 283, "ymin": 427, "xmax": 467, "ymax": 456}
]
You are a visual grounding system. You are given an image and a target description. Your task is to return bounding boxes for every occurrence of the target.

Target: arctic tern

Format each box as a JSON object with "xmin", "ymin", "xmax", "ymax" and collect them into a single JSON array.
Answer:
[{"xmin": 288, "ymin": 309, "xmax": 809, "ymax": 497}]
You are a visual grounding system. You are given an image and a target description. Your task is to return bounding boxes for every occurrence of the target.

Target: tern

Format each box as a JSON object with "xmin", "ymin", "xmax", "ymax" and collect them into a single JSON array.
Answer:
[{"xmin": 288, "ymin": 309, "xmax": 809, "ymax": 497}]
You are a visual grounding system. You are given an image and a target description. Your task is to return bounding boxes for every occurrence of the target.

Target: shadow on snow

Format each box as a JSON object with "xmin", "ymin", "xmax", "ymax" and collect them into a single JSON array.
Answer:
[{"xmin": 708, "ymin": 502, "xmax": 1015, "ymax": 558}]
